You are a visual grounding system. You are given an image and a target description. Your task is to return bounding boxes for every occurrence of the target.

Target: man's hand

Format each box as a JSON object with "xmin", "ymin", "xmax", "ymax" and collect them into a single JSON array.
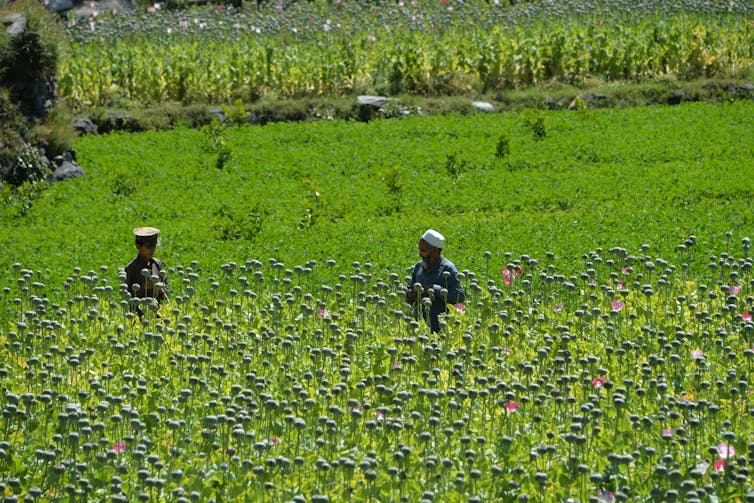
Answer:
[{"xmin": 406, "ymin": 286, "xmax": 417, "ymax": 303}]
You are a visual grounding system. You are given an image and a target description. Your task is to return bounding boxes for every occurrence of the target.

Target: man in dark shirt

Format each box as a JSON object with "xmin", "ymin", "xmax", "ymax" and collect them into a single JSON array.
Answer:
[
  {"xmin": 124, "ymin": 227, "xmax": 169, "ymax": 307},
  {"xmin": 406, "ymin": 229, "xmax": 465, "ymax": 333}
]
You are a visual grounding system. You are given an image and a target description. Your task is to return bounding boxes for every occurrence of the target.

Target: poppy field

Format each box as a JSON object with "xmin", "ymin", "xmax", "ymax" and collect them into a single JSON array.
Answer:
[
  {"xmin": 58, "ymin": 0, "xmax": 754, "ymax": 109},
  {"xmin": 1, "ymin": 99, "xmax": 754, "ymax": 501},
  {"xmin": 1, "ymin": 238, "xmax": 753, "ymax": 502}
]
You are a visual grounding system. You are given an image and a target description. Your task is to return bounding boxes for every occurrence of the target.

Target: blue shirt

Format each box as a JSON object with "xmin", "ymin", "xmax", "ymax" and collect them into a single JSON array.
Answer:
[{"xmin": 408, "ymin": 256, "xmax": 465, "ymax": 332}]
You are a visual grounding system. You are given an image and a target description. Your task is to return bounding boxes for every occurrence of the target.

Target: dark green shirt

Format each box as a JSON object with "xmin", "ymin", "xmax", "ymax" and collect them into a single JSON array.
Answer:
[{"xmin": 124, "ymin": 255, "xmax": 168, "ymax": 300}]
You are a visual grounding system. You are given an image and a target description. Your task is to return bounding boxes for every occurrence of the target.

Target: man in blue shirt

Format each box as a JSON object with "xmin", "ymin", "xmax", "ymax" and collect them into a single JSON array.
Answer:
[{"xmin": 406, "ymin": 229, "xmax": 465, "ymax": 333}]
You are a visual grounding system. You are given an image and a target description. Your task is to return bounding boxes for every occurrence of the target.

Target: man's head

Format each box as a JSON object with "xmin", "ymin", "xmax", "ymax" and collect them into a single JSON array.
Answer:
[
  {"xmin": 418, "ymin": 229, "xmax": 444, "ymax": 269},
  {"xmin": 134, "ymin": 227, "xmax": 160, "ymax": 260}
]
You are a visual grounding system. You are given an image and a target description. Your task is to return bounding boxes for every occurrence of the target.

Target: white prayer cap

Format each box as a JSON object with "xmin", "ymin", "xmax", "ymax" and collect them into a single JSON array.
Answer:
[{"xmin": 421, "ymin": 229, "xmax": 444, "ymax": 249}]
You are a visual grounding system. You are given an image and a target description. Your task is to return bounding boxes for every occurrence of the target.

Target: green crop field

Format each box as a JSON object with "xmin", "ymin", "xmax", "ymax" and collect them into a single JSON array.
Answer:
[
  {"xmin": 59, "ymin": 0, "xmax": 754, "ymax": 110},
  {"xmin": 1, "ymin": 100, "xmax": 753, "ymax": 501},
  {"xmin": 2, "ymin": 100, "xmax": 753, "ymax": 285}
]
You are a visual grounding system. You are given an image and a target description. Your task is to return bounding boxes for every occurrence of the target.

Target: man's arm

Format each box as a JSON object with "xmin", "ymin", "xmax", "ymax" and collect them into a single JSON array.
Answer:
[{"xmin": 437, "ymin": 265, "xmax": 464, "ymax": 305}]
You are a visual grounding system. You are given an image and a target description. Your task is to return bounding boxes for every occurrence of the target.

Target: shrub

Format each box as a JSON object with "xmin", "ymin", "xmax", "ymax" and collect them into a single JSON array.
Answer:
[
  {"xmin": 221, "ymin": 99, "xmax": 250, "ymax": 126},
  {"xmin": 0, "ymin": 140, "xmax": 51, "ymax": 186},
  {"xmin": 0, "ymin": 0, "xmax": 72, "ymax": 185},
  {"xmin": 522, "ymin": 109, "xmax": 547, "ymax": 140},
  {"xmin": 0, "ymin": 0, "xmax": 65, "ymax": 118},
  {"xmin": 30, "ymin": 102, "xmax": 76, "ymax": 158},
  {"xmin": 0, "ymin": 89, "xmax": 51, "ymax": 186},
  {"xmin": 495, "ymin": 131, "xmax": 511, "ymax": 159},
  {"xmin": 202, "ymin": 120, "xmax": 232, "ymax": 169}
]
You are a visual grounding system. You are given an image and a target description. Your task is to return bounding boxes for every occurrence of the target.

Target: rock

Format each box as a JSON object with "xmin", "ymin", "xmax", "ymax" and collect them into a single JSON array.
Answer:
[
  {"xmin": 49, "ymin": 160, "xmax": 85, "ymax": 183},
  {"xmin": 248, "ymin": 111, "xmax": 262, "ymax": 125},
  {"xmin": 43, "ymin": 0, "xmax": 74, "ymax": 15},
  {"xmin": 471, "ymin": 101, "xmax": 494, "ymax": 112},
  {"xmin": 544, "ymin": 97, "xmax": 562, "ymax": 110},
  {"xmin": 52, "ymin": 151, "xmax": 76, "ymax": 167},
  {"xmin": 569, "ymin": 94, "xmax": 608, "ymax": 110},
  {"xmin": 3, "ymin": 14, "xmax": 26, "ymax": 36},
  {"xmin": 73, "ymin": 117, "xmax": 98, "ymax": 135},
  {"xmin": 101, "ymin": 112, "xmax": 138, "ymax": 132},
  {"xmin": 726, "ymin": 82, "xmax": 754, "ymax": 98},
  {"xmin": 209, "ymin": 107, "xmax": 226, "ymax": 122},
  {"xmin": 357, "ymin": 95, "xmax": 391, "ymax": 107},
  {"xmin": 666, "ymin": 91, "xmax": 690, "ymax": 106}
]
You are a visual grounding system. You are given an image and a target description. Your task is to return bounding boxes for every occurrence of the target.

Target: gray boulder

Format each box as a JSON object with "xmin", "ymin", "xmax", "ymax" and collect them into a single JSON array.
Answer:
[
  {"xmin": 73, "ymin": 118, "xmax": 98, "ymax": 135},
  {"xmin": 44, "ymin": 0, "xmax": 74, "ymax": 15},
  {"xmin": 471, "ymin": 101, "xmax": 494, "ymax": 112},
  {"xmin": 357, "ymin": 95, "xmax": 391, "ymax": 107},
  {"xmin": 3, "ymin": 14, "xmax": 26, "ymax": 36},
  {"xmin": 208, "ymin": 107, "xmax": 226, "ymax": 122},
  {"xmin": 50, "ymin": 160, "xmax": 85, "ymax": 183}
]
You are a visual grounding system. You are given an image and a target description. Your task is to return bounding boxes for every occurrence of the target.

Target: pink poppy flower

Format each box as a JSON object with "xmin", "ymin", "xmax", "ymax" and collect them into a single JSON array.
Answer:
[
  {"xmin": 714, "ymin": 459, "xmax": 726, "ymax": 472},
  {"xmin": 621, "ymin": 267, "xmax": 629, "ymax": 275},
  {"xmin": 729, "ymin": 285, "xmax": 741, "ymax": 295},
  {"xmin": 454, "ymin": 303, "xmax": 465, "ymax": 312},
  {"xmin": 743, "ymin": 312, "xmax": 752, "ymax": 321},
  {"xmin": 597, "ymin": 489, "xmax": 615, "ymax": 502},
  {"xmin": 501, "ymin": 347, "xmax": 511, "ymax": 354},
  {"xmin": 376, "ymin": 411, "xmax": 385, "ymax": 420},
  {"xmin": 503, "ymin": 401, "xmax": 519, "ymax": 412},
  {"xmin": 553, "ymin": 304, "xmax": 563, "ymax": 312},
  {"xmin": 503, "ymin": 268, "xmax": 512, "ymax": 285},
  {"xmin": 393, "ymin": 360, "xmax": 402, "ymax": 369},
  {"xmin": 268, "ymin": 437, "xmax": 279, "ymax": 445},
  {"xmin": 611, "ymin": 300, "xmax": 624, "ymax": 311},
  {"xmin": 691, "ymin": 349, "xmax": 704, "ymax": 359},
  {"xmin": 716, "ymin": 442, "xmax": 735, "ymax": 459},
  {"xmin": 592, "ymin": 377, "xmax": 606, "ymax": 388},
  {"xmin": 503, "ymin": 267, "xmax": 523, "ymax": 285},
  {"xmin": 113, "ymin": 441, "xmax": 126, "ymax": 454},
  {"xmin": 661, "ymin": 428, "xmax": 673, "ymax": 437},
  {"xmin": 616, "ymin": 280, "xmax": 625, "ymax": 287}
]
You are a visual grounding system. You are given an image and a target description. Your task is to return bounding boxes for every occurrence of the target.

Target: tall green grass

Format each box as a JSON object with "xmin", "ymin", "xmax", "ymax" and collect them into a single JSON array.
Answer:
[{"xmin": 59, "ymin": 0, "xmax": 754, "ymax": 109}]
